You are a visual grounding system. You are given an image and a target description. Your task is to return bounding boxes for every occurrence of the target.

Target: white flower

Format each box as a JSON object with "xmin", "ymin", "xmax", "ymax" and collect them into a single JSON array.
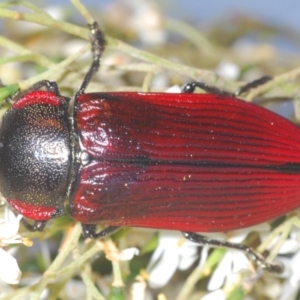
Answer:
[
  {"xmin": 204, "ymin": 223, "xmax": 271, "ymax": 292},
  {"xmin": 207, "ymin": 249, "xmax": 250, "ymax": 291},
  {"xmin": 0, "ymin": 214, "xmax": 23, "ymax": 244},
  {"xmin": 146, "ymin": 224, "xmax": 273, "ymax": 291},
  {"xmin": 0, "ymin": 248, "xmax": 21, "ymax": 284},
  {"xmin": 165, "ymin": 85, "xmax": 181, "ymax": 93},
  {"xmin": 269, "ymin": 227, "xmax": 300, "ymax": 300},
  {"xmin": 202, "ymin": 289, "xmax": 226, "ymax": 300},
  {"xmin": 130, "ymin": 275, "xmax": 148, "ymax": 300},
  {"xmin": 146, "ymin": 230, "xmax": 199, "ymax": 289},
  {"xmin": 105, "ymin": 245, "xmax": 139, "ymax": 262},
  {"xmin": 0, "ymin": 208, "xmax": 31, "ymax": 285},
  {"xmin": 119, "ymin": 247, "xmax": 140, "ymax": 261}
]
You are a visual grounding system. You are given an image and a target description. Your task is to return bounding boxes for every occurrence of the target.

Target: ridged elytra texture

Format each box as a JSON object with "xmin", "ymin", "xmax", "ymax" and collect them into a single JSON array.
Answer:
[{"xmin": 70, "ymin": 92, "xmax": 300, "ymax": 232}]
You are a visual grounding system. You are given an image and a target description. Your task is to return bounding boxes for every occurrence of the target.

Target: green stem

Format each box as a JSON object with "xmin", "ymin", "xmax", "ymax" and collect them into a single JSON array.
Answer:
[{"xmin": 29, "ymin": 224, "xmax": 82, "ymax": 300}]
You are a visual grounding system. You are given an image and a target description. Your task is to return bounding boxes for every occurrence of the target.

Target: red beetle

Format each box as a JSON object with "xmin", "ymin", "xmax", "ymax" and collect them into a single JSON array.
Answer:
[{"xmin": 0, "ymin": 22, "xmax": 296, "ymax": 273}]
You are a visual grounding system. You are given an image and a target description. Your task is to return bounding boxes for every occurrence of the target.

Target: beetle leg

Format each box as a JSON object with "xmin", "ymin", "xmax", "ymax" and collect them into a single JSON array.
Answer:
[
  {"xmin": 4, "ymin": 80, "xmax": 61, "ymax": 108},
  {"xmin": 182, "ymin": 76, "xmax": 272, "ymax": 98},
  {"xmin": 182, "ymin": 231, "xmax": 283, "ymax": 274},
  {"xmin": 234, "ymin": 76, "xmax": 272, "ymax": 96},
  {"xmin": 81, "ymin": 224, "xmax": 120, "ymax": 239},
  {"xmin": 21, "ymin": 218, "xmax": 47, "ymax": 232},
  {"xmin": 181, "ymin": 82, "xmax": 233, "ymax": 96},
  {"xmin": 75, "ymin": 22, "xmax": 105, "ymax": 98},
  {"xmin": 27, "ymin": 80, "xmax": 60, "ymax": 95}
]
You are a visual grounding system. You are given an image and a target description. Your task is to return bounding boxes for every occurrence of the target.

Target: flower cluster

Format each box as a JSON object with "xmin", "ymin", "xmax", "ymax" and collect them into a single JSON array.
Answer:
[{"xmin": 0, "ymin": 208, "xmax": 31, "ymax": 285}]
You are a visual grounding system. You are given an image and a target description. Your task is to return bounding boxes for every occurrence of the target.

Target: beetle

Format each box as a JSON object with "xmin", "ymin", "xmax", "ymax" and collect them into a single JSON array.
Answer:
[{"xmin": 0, "ymin": 22, "xmax": 296, "ymax": 273}]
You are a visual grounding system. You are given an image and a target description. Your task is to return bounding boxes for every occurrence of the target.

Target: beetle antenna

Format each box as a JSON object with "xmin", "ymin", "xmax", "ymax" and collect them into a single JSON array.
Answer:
[
  {"xmin": 75, "ymin": 22, "xmax": 105, "ymax": 98},
  {"xmin": 0, "ymin": 90, "xmax": 19, "ymax": 109}
]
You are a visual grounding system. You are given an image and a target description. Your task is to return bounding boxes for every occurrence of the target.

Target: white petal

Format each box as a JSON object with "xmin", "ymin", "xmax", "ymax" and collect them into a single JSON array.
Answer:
[
  {"xmin": 157, "ymin": 231, "xmax": 182, "ymax": 247},
  {"xmin": 202, "ymin": 289, "xmax": 226, "ymax": 300},
  {"xmin": 147, "ymin": 231, "xmax": 182, "ymax": 270},
  {"xmin": 146, "ymin": 245, "xmax": 165, "ymax": 270},
  {"xmin": 278, "ymin": 239, "xmax": 300, "ymax": 254},
  {"xmin": 147, "ymin": 231, "xmax": 200, "ymax": 288},
  {"xmin": 177, "ymin": 243, "xmax": 199, "ymax": 270},
  {"xmin": 290, "ymin": 228, "xmax": 300, "ymax": 240},
  {"xmin": 178, "ymin": 253, "xmax": 198, "ymax": 271},
  {"xmin": 147, "ymin": 247, "xmax": 179, "ymax": 289},
  {"xmin": 289, "ymin": 250, "xmax": 300, "ymax": 287},
  {"xmin": 278, "ymin": 280, "xmax": 298, "ymax": 300},
  {"xmin": 228, "ymin": 234, "xmax": 247, "ymax": 244},
  {"xmin": 198, "ymin": 246, "xmax": 209, "ymax": 269},
  {"xmin": 177, "ymin": 242, "xmax": 199, "ymax": 256},
  {"xmin": 0, "ymin": 248, "xmax": 21, "ymax": 284},
  {"xmin": 131, "ymin": 277, "xmax": 147, "ymax": 300},
  {"xmin": 231, "ymin": 251, "xmax": 250, "ymax": 273},
  {"xmin": 0, "ymin": 215, "xmax": 22, "ymax": 240},
  {"xmin": 207, "ymin": 252, "xmax": 232, "ymax": 291},
  {"xmin": 40, "ymin": 289, "xmax": 50, "ymax": 300},
  {"xmin": 166, "ymin": 85, "xmax": 181, "ymax": 93},
  {"xmin": 177, "ymin": 238, "xmax": 199, "ymax": 270},
  {"xmin": 4, "ymin": 207, "xmax": 18, "ymax": 222},
  {"xmin": 119, "ymin": 248, "xmax": 139, "ymax": 261}
]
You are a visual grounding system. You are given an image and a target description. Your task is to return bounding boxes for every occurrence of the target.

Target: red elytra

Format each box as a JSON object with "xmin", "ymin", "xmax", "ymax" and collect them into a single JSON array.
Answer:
[{"xmin": 72, "ymin": 92, "xmax": 300, "ymax": 232}]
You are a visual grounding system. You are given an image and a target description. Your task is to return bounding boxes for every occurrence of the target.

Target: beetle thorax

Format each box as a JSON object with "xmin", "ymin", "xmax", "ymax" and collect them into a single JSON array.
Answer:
[{"xmin": 0, "ymin": 98, "xmax": 71, "ymax": 208}]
